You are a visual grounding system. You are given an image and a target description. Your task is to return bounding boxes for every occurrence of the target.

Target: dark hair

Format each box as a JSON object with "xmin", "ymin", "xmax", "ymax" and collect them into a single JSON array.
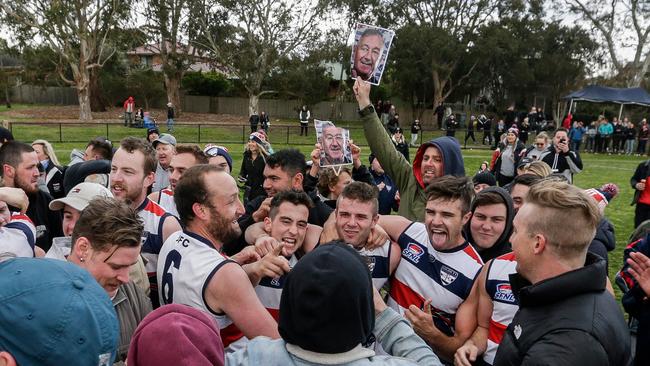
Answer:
[
  {"xmin": 0, "ymin": 141, "xmax": 34, "ymax": 175},
  {"xmin": 269, "ymin": 190, "xmax": 314, "ymax": 218},
  {"xmin": 338, "ymin": 181, "xmax": 379, "ymax": 215},
  {"xmin": 71, "ymin": 198, "xmax": 143, "ymax": 252},
  {"xmin": 554, "ymin": 128, "xmax": 568, "ymax": 137},
  {"xmin": 513, "ymin": 174, "xmax": 543, "ymax": 187},
  {"xmin": 473, "ymin": 190, "xmax": 506, "ymax": 208},
  {"xmin": 266, "ymin": 149, "xmax": 306, "ymax": 178},
  {"xmin": 317, "ymin": 167, "xmax": 351, "ymax": 197},
  {"xmin": 425, "ymin": 176, "xmax": 474, "ymax": 214},
  {"xmin": 175, "ymin": 144, "xmax": 208, "ymax": 164},
  {"xmin": 174, "ymin": 164, "xmax": 220, "ymax": 226},
  {"xmin": 86, "ymin": 137, "xmax": 113, "ymax": 160},
  {"xmin": 119, "ymin": 137, "xmax": 157, "ymax": 175}
]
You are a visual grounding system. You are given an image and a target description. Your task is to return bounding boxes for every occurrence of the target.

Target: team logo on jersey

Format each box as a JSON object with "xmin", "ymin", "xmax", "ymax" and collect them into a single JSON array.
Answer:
[
  {"xmin": 140, "ymin": 232, "xmax": 149, "ymax": 245},
  {"xmin": 362, "ymin": 256, "xmax": 376, "ymax": 273},
  {"xmin": 271, "ymin": 277, "xmax": 281, "ymax": 287},
  {"xmin": 440, "ymin": 265, "xmax": 458, "ymax": 286},
  {"xmin": 514, "ymin": 324, "xmax": 522, "ymax": 339},
  {"xmin": 494, "ymin": 282, "xmax": 516, "ymax": 303},
  {"xmin": 403, "ymin": 243, "xmax": 425, "ymax": 263}
]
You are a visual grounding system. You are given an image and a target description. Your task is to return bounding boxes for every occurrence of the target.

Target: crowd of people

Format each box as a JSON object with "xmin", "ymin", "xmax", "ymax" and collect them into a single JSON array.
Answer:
[{"xmin": 1, "ymin": 79, "xmax": 650, "ymax": 366}]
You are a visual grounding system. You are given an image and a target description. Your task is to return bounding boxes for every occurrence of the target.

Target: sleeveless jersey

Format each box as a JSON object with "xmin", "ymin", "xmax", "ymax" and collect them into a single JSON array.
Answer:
[
  {"xmin": 388, "ymin": 222, "xmax": 483, "ymax": 336},
  {"xmin": 484, "ymin": 252, "xmax": 518, "ymax": 365},
  {"xmin": 157, "ymin": 188, "xmax": 178, "ymax": 218},
  {"xmin": 157, "ymin": 230, "xmax": 247, "ymax": 352},
  {"xmin": 356, "ymin": 239, "xmax": 392, "ymax": 289},
  {"xmin": 255, "ymin": 255, "xmax": 300, "ymax": 321},
  {"xmin": 0, "ymin": 214, "xmax": 36, "ymax": 258},
  {"xmin": 137, "ymin": 198, "xmax": 174, "ymax": 307}
]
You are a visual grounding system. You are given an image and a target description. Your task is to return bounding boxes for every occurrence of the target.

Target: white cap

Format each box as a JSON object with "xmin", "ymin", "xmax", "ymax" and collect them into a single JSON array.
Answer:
[{"xmin": 49, "ymin": 182, "xmax": 113, "ymax": 211}]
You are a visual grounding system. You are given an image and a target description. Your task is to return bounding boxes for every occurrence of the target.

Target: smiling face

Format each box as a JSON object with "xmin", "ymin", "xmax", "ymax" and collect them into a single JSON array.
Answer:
[
  {"xmin": 204, "ymin": 172, "xmax": 245, "ymax": 244},
  {"xmin": 470, "ymin": 203, "xmax": 507, "ymax": 250},
  {"xmin": 354, "ymin": 33, "xmax": 383, "ymax": 80},
  {"xmin": 168, "ymin": 153, "xmax": 199, "ymax": 191},
  {"xmin": 425, "ymin": 197, "xmax": 470, "ymax": 250},
  {"xmin": 264, "ymin": 201, "xmax": 309, "ymax": 257},
  {"xmin": 321, "ymin": 125, "xmax": 344, "ymax": 162},
  {"xmin": 156, "ymin": 143, "xmax": 175, "ymax": 168},
  {"xmin": 420, "ymin": 146, "xmax": 443, "ymax": 185},
  {"xmin": 335, "ymin": 197, "xmax": 378, "ymax": 248},
  {"xmin": 263, "ymin": 165, "xmax": 298, "ymax": 198},
  {"xmin": 62, "ymin": 205, "xmax": 81, "ymax": 237},
  {"xmin": 110, "ymin": 148, "xmax": 153, "ymax": 206}
]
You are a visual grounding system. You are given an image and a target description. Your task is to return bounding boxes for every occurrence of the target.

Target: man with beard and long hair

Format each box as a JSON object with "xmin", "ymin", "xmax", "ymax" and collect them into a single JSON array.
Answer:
[
  {"xmin": 158, "ymin": 165, "xmax": 281, "ymax": 353},
  {"xmin": 110, "ymin": 137, "xmax": 181, "ymax": 308},
  {"xmin": 0, "ymin": 141, "xmax": 63, "ymax": 251}
]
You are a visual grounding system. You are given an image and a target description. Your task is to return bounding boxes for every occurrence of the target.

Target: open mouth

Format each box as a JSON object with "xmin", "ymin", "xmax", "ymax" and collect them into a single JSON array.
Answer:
[{"xmin": 429, "ymin": 228, "xmax": 448, "ymax": 247}]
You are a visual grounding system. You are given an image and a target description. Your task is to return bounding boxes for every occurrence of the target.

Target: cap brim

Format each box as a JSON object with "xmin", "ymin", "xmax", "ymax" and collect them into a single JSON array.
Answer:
[{"xmin": 49, "ymin": 197, "xmax": 90, "ymax": 212}]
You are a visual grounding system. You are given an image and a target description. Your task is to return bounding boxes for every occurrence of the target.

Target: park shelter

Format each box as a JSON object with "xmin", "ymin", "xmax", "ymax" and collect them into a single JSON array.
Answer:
[{"xmin": 563, "ymin": 85, "xmax": 650, "ymax": 120}]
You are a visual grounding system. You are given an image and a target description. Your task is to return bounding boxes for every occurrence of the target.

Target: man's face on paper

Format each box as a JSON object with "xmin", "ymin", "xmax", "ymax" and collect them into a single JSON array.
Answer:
[
  {"xmin": 322, "ymin": 125, "xmax": 344, "ymax": 162},
  {"xmin": 354, "ymin": 33, "xmax": 383, "ymax": 80}
]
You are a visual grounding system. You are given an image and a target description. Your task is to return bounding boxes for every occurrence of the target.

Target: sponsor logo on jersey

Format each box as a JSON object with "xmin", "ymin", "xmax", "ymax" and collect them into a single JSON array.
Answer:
[
  {"xmin": 494, "ymin": 282, "xmax": 516, "ymax": 303},
  {"xmin": 403, "ymin": 243, "xmax": 425, "ymax": 263},
  {"xmin": 440, "ymin": 265, "xmax": 459, "ymax": 286}
]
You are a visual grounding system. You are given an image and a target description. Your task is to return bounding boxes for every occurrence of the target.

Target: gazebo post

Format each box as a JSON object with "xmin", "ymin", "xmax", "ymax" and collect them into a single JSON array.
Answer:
[{"xmin": 618, "ymin": 104, "xmax": 624, "ymax": 120}]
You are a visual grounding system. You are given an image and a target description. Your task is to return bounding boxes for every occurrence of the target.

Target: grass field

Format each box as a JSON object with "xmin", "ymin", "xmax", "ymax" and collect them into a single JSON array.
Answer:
[{"xmin": 9, "ymin": 120, "xmax": 645, "ymax": 301}]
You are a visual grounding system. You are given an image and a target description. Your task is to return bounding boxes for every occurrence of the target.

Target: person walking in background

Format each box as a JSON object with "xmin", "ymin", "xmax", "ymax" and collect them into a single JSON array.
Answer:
[
  {"xmin": 446, "ymin": 114, "xmax": 459, "ymax": 138},
  {"xmin": 519, "ymin": 117, "xmax": 530, "ymax": 144},
  {"xmin": 464, "ymin": 115, "xmax": 476, "ymax": 148},
  {"xmin": 249, "ymin": 112, "xmax": 260, "ymax": 133},
  {"xmin": 259, "ymin": 111, "xmax": 270, "ymax": 134},
  {"xmin": 166, "ymin": 103, "xmax": 175, "ymax": 133},
  {"xmin": 299, "ymin": 105, "xmax": 310, "ymax": 136},
  {"xmin": 410, "ymin": 118, "xmax": 421, "ymax": 147},
  {"xmin": 639, "ymin": 118, "xmax": 649, "ymax": 156},
  {"xmin": 124, "ymin": 96, "xmax": 135, "ymax": 127},
  {"xmin": 480, "ymin": 115, "xmax": 492, "ymax": 146}
]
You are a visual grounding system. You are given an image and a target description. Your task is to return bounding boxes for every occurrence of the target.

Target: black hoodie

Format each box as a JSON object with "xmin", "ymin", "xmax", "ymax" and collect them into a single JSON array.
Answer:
[{"xmin": 464, "ymin": 186, "xmax": 515, "ymax": 262}]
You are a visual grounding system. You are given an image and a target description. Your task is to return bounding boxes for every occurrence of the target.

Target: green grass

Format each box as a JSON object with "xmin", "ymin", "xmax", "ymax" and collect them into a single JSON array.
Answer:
[{"xmin": 14, "ymin": 122, "xmax": 641, "ymax": 302}]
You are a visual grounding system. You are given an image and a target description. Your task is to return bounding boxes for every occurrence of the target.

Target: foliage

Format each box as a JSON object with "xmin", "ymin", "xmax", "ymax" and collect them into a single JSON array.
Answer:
[
  {"xmin": 182, "ymin": 71, "xmax": 231, "ymax": 96},
  {"xmin": 126, "ymin": 67, "xmax": 166, "ymax": 110}
]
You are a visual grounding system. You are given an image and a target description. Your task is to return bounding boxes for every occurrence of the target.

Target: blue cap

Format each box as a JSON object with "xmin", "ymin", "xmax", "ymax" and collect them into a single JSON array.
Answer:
[
  {"xmin": 0, "ymin": 258, "xmax": 118, "ymax": 366},
  {"xmin": 204, "ymin": 145, "xmax": 233, "ymax": 172}
]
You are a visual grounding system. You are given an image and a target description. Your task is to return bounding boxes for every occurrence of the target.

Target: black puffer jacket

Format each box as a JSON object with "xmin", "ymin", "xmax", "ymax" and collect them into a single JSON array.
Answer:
[
  {"xmin": 494, "ymin": 253, "xmax": 631, "ymax": 366},
  {"xmin": 588, "ymin": 218, "xmax": 616, "ymax": 269}
]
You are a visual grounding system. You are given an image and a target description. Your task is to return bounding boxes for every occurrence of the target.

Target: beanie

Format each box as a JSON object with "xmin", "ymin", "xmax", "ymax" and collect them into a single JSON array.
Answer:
[
  {"xmin": 279, "ymin": 242, "xmax": 374, "ymax": 354},
  {"xmin": 473, "ymin": 171, "xmax": 497, "ymax": 187},
  {"xmin": 127, "ymin": 304, "xmax": 224, "ymax": 366}
]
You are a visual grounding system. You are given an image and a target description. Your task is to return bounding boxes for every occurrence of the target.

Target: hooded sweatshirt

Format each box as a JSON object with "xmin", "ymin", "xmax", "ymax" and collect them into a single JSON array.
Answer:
[
  {"xmin": 362, "ymin": 112, "xmax": 464, "ymax": 221},
  {"xmin": 463, "ymin": 186, "xmax": 515, "ymax": 262}
]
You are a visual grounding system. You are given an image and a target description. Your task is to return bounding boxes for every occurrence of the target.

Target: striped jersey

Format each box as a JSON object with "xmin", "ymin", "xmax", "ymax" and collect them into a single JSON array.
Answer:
[
  {"xmin": 137, "ymin": 198, "xmax": 175, "ymax": 307},
  {"xmin": 484, "ymin": 252, "xmax": 518, "ymax": 365},
  {"xmin": 157, "ymin": 230, "xmax": 247, "ymax": 352},
  {"xmin": 388, "ymin": 222, "xmax": 483, "ymax": 336},
  {"xmin": 156, "ymin": 188, "xmax": 178, "ymax": 218},
  {"xmin": 356, "ymin": 239, "xmax": 392, "ymax": 289},
  {"xmin": 255, "ymin": 255, "xmax": 300, "ymax": 321},
  {"xmin": 0, "ymin": 213, "xmax": 36, "ymax": 258}
]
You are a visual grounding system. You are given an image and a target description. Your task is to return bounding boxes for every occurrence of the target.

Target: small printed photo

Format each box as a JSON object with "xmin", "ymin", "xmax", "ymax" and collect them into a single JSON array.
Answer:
[
  {"xmin": 349, "ymin": 23, "xmax": 395, "ymax": 86},
  {"xmin": 315, "ymin": 120, "xmax": 352, "ymax": 167}
]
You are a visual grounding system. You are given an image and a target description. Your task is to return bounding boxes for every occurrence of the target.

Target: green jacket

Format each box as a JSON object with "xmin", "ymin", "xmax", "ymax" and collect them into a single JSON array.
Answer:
[{"xmin": 362, "ymin": 112, "xmax": 465, "ymax": 221}]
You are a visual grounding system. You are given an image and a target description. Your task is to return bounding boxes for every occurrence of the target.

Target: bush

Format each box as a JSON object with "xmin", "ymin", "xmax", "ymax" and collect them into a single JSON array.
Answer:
[{"xmin": 182, "ymin": 71, "xmax": 231, "ymax": 96}]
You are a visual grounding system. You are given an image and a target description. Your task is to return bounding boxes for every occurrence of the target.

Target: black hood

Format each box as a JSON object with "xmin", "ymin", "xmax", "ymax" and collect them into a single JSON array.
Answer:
[{"xmin": 464, "ymin": 186, "xmax": 515, "ymax": 262}]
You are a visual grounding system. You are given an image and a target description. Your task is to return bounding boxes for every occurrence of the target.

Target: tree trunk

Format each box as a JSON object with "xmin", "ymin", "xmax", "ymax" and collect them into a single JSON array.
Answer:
[
  {"xmin": 77, "ymin": 85, "xmax": 93, "ymax": 121},
  {"xmin": 248, "ymin": 93, "xmax": 259, "ymax": 117},
  {"xmin": 89, "ymin": 68, "xmax": 106, "ymax": 112},
  {"xmin": 164, "ymin": 73, "xmax": 182, "ymax": 116}
]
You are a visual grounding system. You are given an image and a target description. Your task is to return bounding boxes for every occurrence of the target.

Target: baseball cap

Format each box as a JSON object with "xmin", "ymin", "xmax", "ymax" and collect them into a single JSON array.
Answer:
[
  {"xmin": 0, "ymin": 258, "xmax": 118, "ymax": 365},
  {"xmin": 152, "ymin": 134, "xmax": 177, "ymax": 148},
  {"xmin": 49, "ymin": 182, "xmax": 113, "ymax": 211}
]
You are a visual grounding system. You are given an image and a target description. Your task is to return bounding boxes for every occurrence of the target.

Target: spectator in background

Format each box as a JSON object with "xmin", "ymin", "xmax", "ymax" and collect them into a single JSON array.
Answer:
[
  {"xmin": 260, "ymin": 111, "xmax": 270, "ymax": 133},
  {"xmin": 204, "ymin": 144, "xmax": 233, "ymax": 173},
  {"xmin": 146, "ymin": 128, "xmax": 160, "ymax": 144},
  {"xmin": 584, "ymin": 183, "xmax": 619, "ymax": 270},
  {"xmin": 0, "ymin": 258, "xmax": 120, "ymax": 365},
  {"xmin": 492, "ymin": 128, "xmax": 524, "ymax": 187},
  {"xmin": 392, "ymin": 127, "xmax": 409, "ymax": 162},
  {"xmin": 368, "ymin": 154, "xmax": 398, "ymax": 215},
  {"xmin": 249, "ymin": 111, "xmax": 260, "ymax": 133},
  {"xmin": 524, "ymin": 132, "xmax": 549, "ymax": 161},
  {"xmin": 240, "ymin": 132, "xmax": 272, "ymax": 203},
  {"xmin": 480, "ymin": 115, "xmax": 492, "ymax": 146},
  {"xmin": 613, "ymin": 117, "xmax": 625, "ymax": 154},
  {"xmin": 625, "ymin": 120, "xmax": 637, "ymax": 155},
  {"xmin": 519, "ymin": 117, "xmax": 530, "ymax": 145},
  {"xmin": 410, "ymin": 118, "xmax": 421, "ymax": 147},
  {"xmin": 569, "ymin": 121, "xmax": 586, "ymax": 153},
  {"xmin": 445, "ymin": 114, "xmax": 459, "ymax": 138},
  {"xmin": 472, "ymin": 170, "xmax": 497, "ymax": 193},
  {"xmin": 317, "ymin": 167, "xmax": 352, "ymax": 209},
  {"xmin": 299, "ymin": 105, "xmax": 310, "ymax": 136},
  {"xmin": 435, "ymin": 103, "xmax": 445, "ymax": 130},
  {"xmin": 639, "ymin": 118, "xmax": 649, "ymax": 156},
  {"xmin": 465, "ymin": 115, "xmax": 476, "ymax": 148},
  {"xmin": 84, "ymin": 137, "xmax": 113, "ymax": 161},
  {"xmin": 166, "ymin": 103, "xmax": 175, "ymax": 133},
  {"xmin": 32, "ymin": 139, "xmax": 64, "ymax": 199},
  {"xmin": 0, "ymin": 141, "xmax": 63, "ymax": 252},
  {"xmin": 0, "ymin": 126, "xmax": 14, "ymax": 146},
  {"xmin": 124, "ymin": 96, "xmax": 135, "ymax": 127},
  {"xmin": 540, "ymin": 128, "xmax": 583, "ymax": 184},
  {"xmin": 585, "ymin": 121, "xmax": 597, "ymax": 153},
  {"xmin": 597, "ymin": 116, "xmax": 613, "ymax": 153},
  {"xmin": 387, "ymin": 113, "xmax": 400, "ymax": 134},
  {"xmin": 493, "ymin": 119, "xmax": 505, "ymax": 149},
  {"xmin": 562, "ymin": 112, "xmax": 572, "ymax": 129}
]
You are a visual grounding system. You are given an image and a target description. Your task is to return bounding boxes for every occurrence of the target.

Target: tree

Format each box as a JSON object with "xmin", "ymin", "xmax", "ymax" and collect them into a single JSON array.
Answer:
[
  {"xmin": 127, "ymin": 67, "xmax": 166, "ymax": 110},
  {"xmin": 563, "ymin": 0, "xmax": 650, "ymax": 87},
  {"xmin": 194, "ymin": 0, "xmax": 334, "ymax": 116},
  {"xmin": 0, "ymin": 0, "xmax": 127, "ymax": 120},
  {"xmin": 144, "ymin": 0, "xmax": 202, "ymax": 116}
]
